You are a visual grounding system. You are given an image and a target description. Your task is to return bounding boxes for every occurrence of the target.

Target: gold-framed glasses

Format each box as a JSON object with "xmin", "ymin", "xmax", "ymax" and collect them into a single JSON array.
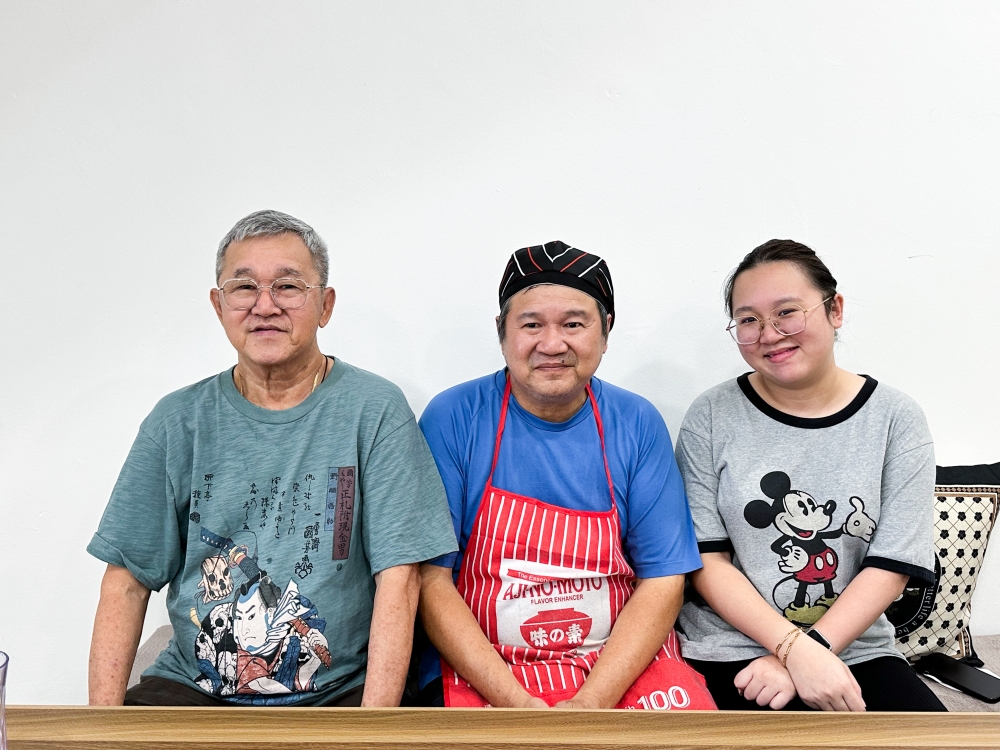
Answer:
[
  {"xmin": 726, "ymin": 297, "xmax": 832, "ymax": 345},
  {"xmin": 217, "ymin": 278, "xmax": 324, "ymax": 311}
]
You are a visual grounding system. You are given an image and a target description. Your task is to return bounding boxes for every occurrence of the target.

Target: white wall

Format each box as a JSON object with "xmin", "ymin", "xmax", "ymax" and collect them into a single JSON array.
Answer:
[{"xmin": 1, "ymin": 1, "xmax": 998, "ymax": 704}]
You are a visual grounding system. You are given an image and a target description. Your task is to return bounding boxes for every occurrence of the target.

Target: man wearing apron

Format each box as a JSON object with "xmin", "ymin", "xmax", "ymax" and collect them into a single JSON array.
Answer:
[{"xmin": 417, "ymin": 243, "xmax": 716, "ymax": 710}]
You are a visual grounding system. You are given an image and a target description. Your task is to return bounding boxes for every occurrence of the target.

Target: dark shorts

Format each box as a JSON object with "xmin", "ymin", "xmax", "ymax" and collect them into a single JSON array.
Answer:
[
  {"xmin": 124, "ymin": 676, "xmax": 365, "ymax": 707},
  {"xmin": 685, "ymin": 655, "xmax": 946, "ymax": 711}
]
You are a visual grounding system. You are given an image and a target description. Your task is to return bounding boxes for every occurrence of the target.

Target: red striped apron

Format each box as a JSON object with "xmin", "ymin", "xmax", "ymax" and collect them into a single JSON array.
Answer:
[{"xmin": 442, "ymin": 379, "xmax": 715, "ymax": 709}]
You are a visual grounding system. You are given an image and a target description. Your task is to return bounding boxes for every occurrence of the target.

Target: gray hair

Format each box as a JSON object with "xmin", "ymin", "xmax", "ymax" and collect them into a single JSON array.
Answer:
[
  {"xmin": 216, "ymin": 210, "xmax": 330, "ymax": 285},
  {"xmin": 497, "ymin": 284, "xmax": 609, "ymax": 343}
]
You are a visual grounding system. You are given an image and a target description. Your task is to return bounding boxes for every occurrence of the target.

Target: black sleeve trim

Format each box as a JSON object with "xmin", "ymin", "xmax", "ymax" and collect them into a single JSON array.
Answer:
[
  {"xmin": 698, "ymin": 539, "xmax": 734, "ymax": 554},
  {"xmin": 861, "ymin": 556, "xmax": 936, "ymax": 587}
]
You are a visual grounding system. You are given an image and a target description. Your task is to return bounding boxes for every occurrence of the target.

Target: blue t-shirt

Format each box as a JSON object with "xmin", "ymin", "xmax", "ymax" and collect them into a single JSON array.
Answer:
[{"xmin": 417, "ymin": 371, "xmax": 701, "ymax": 688}]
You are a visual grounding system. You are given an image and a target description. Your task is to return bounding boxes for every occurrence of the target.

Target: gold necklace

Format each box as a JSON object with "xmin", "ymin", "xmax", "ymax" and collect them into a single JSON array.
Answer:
[
  {"xmin": 236, "ymin": 356, "xmax": 328, "ymax": 400},
  {"xmin": 312, "ymin": 355, "xmax": 329, "ymax": 392}
]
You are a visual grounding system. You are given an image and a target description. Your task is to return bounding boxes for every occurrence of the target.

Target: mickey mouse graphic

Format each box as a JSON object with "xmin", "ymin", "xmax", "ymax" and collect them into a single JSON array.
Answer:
[{"xmin": 744, "ymin": 471, "xmax": 877, "ymax": 627}]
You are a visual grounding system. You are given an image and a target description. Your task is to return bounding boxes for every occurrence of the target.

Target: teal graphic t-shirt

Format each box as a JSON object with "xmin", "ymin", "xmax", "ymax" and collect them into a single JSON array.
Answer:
[{"xmin": 88, "ymin": 358, "xmax": 457, "ymax": 705}]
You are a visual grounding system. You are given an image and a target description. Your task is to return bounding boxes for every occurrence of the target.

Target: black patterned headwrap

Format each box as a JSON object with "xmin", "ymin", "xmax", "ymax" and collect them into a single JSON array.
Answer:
[{"xmin": 498, "ymin": 241, "xmax": 615, "ymax": 330}]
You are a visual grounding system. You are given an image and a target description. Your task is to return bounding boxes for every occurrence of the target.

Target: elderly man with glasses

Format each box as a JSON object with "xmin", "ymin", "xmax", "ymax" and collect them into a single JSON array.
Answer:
[{"xmin": 87, "ymin": 210, "xmax": 456, "ymax": 707}]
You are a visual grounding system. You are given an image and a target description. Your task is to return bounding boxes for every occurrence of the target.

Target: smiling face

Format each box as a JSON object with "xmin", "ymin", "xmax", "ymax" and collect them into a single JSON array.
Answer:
[
  {"xmin": 500, "ymin": 284, "xmax": 609, "ymax": 420},
  {"xmin": 730, "ymin": 261, "xmax": 843, "ymax": 388},
  {"xmin": 210, "ymin": 233, "xmax": 336, "ymax": 370},
  {"xmin": 774, "ymin": 491, "xmax": 834, "ymax": 540}
]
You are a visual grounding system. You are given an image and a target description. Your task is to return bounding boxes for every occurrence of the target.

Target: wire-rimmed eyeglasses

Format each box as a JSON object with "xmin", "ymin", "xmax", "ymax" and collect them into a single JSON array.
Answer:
[
  {"xmin": 217, "ymin": 278, "xmax": 325, "ymax": 311},
  {"xmin": 726, "ymin": 297, "xmax": 832, "ymax": 345}
]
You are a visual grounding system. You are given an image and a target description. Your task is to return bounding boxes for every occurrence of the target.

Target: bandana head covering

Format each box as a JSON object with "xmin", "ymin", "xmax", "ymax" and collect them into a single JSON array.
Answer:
[{"xmin": 498, "ymin": 241, "xmax": 615, "ymax": 330}]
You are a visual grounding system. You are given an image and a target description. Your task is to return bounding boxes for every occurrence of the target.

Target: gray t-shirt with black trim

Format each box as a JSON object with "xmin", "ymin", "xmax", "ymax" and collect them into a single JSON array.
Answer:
[
  {"xmin": 88, "ymin": 358, "xmax": 457, "ymax": 705},
  {"xmin": 675, "ymin": 374, "xmax": 935, "ymax": 665}
]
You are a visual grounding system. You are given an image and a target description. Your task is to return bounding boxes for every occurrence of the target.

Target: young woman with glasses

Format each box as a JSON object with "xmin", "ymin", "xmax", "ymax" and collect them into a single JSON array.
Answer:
[{"xmin": 675, "ymin": 239, "xmax": 945, "ymax": 712}]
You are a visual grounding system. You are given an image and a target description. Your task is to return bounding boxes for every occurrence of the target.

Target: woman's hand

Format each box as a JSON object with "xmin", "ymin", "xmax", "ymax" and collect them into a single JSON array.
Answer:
[
  {"xmin": 690, "ymin": 553, "xmax": 868, "ymax": 711},
  {"xmin": 784, "ymin": 635, "xmax": 865, "ymax": 711},
  {"xmin": 733, "ymin": 655, "xmax": 797, "ymax": 709}
]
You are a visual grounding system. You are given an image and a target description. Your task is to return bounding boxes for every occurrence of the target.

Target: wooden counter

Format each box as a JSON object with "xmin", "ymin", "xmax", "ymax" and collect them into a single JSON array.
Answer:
[{"xmin": 6, "ymin": 705, "xmax": 1000, "ymax": 749}]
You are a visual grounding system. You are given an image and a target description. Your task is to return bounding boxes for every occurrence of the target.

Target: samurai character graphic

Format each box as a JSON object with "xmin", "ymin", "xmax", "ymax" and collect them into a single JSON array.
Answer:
[{"xmin": 193, "ymin": 527, "xmax": 332, "ymax": 704}]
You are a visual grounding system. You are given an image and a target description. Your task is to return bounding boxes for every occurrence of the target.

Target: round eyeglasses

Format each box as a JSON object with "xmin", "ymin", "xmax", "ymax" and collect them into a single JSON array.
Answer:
[
  {"xmin": 726, "ymin": 297, "xmax": 832, "ymax": 345},
  {"xmin": 217, "ymin": 278, "xmax": 324, "ymax": 311}
]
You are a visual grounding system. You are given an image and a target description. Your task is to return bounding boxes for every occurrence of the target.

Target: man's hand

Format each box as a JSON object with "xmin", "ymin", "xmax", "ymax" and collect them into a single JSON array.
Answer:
[
  {"xmin": 563, "ymin": 575, "xmax": 684, "ymax": 709},
  {"xmin": 733, "ymin": 655, "xmax": 796, "ymax": 709},
  {"xmin": 362, "ymin": 563, "xmax": 420, "ymax": 707},
  {"xmin": 553, "ymin": 693, "xmax": 602, "ymax": 709},
  {"xmin": 784, "ymin": 635, "xmax": 865, "ymax": 711},
  {"xmin": 89, "ymin": 564, "xmax": 151, "ymax": 705},
  {"xmin": 514, "ymin": 694, "xmax": 550, "ymax": 709},
  {"xmin": 420, "ymin": 563, "xmax": 543, "ymax": 708}
]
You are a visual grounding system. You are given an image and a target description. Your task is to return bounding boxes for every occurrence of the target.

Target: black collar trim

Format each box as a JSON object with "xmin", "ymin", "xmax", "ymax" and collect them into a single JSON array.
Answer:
[{"xmin": 737, "ymin": 373, "xmax": 878, "ymax": 429}]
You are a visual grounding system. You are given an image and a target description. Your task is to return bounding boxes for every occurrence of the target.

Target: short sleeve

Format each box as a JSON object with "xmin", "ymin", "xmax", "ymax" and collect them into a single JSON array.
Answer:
[
  {"xmin": 359, "ymin": 415, "xmax": 458, "ymax": 575},
  {"xmin": 675, "ymin": 404, "xmax": 732, "ymax": 553},
  {"xmin": 417, "ymin": 396, "xmax": 470, "ymax": 572},
  {"xmin": 86, "ymin": 426, "xmax": 184, "ymax": 591},
  {"xmin": 620, "ymin": 410, "xmax": 702, "ymax": 579},
  {"xmin": 861, "ymin": 436, "xmax": 936, "ymax": 586}
]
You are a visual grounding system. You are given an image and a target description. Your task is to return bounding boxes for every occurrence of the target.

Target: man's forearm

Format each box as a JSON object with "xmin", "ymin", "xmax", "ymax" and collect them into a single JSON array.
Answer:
[
  {"xmin": 362, "ymin": 564, "xmax": 420, "ymax": 707},
  {"xmin": 567, "ymin": 575, "xmax": 683, "ymax": 708},
  {"xmin": 419, "ymin": 563, "xmax": 541, "ymax": 708},
  {"xmin": 88, "ymin": 564, "xmax": 150, "ymax": 705}
]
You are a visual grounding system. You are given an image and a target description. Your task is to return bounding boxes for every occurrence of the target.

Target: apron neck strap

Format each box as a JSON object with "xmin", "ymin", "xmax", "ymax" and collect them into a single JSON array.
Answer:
[{"xmin": 489, "ymin": 375, "xmax": 616, "ymax": 509}]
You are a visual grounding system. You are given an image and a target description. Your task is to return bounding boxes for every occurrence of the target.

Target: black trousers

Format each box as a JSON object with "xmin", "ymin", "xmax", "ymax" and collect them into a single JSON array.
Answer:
[
  {"xmin": 685, "ymin": 656, "xmax": 946, "ymax": 711},
  {"xmin": 124, "ymin": 675, "xmax": 365, "ymax": 707},
  {"xmin": 410, "ymin": 676, "xmax": 445, "ymax": 707}
]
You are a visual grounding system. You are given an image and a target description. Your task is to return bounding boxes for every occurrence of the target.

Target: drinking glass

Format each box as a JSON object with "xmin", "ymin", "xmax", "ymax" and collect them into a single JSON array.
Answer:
[{"xmin": 0, "ymin": 650, "xmax": 8, "ymax": 750}]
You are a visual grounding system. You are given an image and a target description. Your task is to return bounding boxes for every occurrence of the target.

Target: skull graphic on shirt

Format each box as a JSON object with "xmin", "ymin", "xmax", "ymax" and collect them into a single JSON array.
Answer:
[{"xmin": 197, "ymin": 555, "xmax": 234, "ymax": 602}]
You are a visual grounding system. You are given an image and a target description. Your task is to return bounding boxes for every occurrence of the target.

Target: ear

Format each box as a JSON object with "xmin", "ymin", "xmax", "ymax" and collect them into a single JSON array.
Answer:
[
  {"xmin": 210, "ymin": 287, "xmax": 225, "ymax": 323},
  {"xmin": 760, "ymin": 471, "xmax": 791, "ymax": 500},
  {"xmin": 828, "ymin": 293, "xmax": 845, "ymax": 330},
  {"xmin": 319, "ymin": 286, "xmax": 337, "ymax": 328},
  {"xmin": 744, "ymin": 499, "xmax": 779, "ymax": 529}
]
